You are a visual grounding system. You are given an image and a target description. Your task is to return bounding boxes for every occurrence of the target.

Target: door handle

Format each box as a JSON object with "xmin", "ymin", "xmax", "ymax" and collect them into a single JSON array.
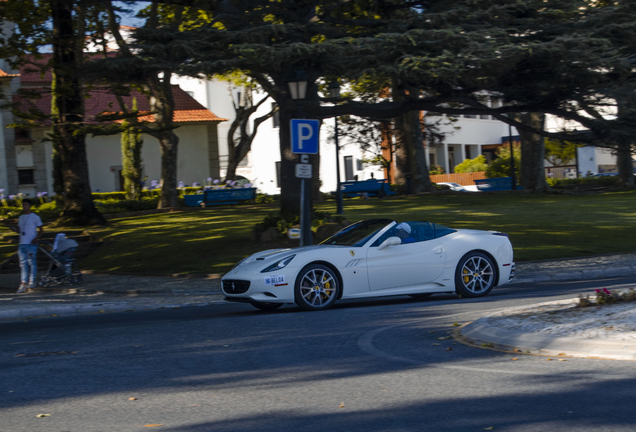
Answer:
[{"xmin": 435, "ymin": 248, "xmax": 443, "ymax": 254}]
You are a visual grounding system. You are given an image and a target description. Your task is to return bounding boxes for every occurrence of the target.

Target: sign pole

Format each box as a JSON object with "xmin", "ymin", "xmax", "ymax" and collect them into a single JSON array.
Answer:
[
  {"xmin": 300, "ymin": 177, "xmax": 306, "ymax": 246},
  {"xmin": 291, "ymin": 119, "xmax": 319, "ymax": 248}
]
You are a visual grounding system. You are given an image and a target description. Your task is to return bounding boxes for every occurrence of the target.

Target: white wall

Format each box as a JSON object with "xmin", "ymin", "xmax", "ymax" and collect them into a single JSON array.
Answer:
[{"xmin": 41, "ymin": 124, "xmax": 213, "ymax": 193}]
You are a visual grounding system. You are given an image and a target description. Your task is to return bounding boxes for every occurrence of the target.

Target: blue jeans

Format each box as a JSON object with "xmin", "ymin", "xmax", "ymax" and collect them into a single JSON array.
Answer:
[{"xmin": 18, "ymin": 244, "xmax": 38, "ymax": 284}]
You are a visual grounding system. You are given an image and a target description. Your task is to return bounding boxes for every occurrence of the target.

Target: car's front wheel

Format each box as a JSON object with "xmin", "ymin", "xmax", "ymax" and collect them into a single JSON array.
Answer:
[
  {"xmin": 250, "ymin": 301, "xmax": 283, "ymax": 311},
  {"xmin": 455, "ymin": 252, "xmax": 496, "ymax": 298},
  {"xmin": 294, "ymin": 264, "xmax": 340, "ymax": 311}
]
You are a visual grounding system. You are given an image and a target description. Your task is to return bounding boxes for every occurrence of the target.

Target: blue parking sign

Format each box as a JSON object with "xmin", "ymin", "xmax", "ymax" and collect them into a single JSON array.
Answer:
[{"xmin": 291, "ymin": 119, "xmax": 320, "ymax": 154}]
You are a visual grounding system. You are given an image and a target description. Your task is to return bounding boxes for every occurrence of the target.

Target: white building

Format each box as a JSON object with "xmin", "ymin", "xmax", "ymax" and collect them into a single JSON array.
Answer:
[
  {"xmin": 172, "ymin": 74, "xmax": 521, "ymax": 193},
  {"xmin": 0, "ymin": 54, "xmax": 227, "ymax": 198},
  {"xmin": 545, "ymin": 114, "xmax": 632, "ymax": 176}
]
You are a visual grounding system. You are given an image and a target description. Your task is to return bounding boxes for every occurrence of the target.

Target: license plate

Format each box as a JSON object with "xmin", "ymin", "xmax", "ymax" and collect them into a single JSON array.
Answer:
[{"xmin": 264, "ymin": 275, "xmax": 285, "ymax": 285}]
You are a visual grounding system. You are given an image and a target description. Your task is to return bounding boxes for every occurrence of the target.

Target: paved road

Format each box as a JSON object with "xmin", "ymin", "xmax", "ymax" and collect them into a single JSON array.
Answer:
[{"xmin": 2, "ymin": 276, "xmax": 636, "ymax": 432}]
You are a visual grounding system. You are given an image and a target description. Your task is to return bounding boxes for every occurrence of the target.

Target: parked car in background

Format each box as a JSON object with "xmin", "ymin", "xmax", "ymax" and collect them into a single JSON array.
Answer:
[{"xmin": 437, "ymin": 182, "xmax": 480, "ymax": 192}]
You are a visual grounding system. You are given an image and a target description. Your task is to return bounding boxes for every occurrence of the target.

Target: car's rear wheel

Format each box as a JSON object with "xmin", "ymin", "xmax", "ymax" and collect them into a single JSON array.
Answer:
[
  {"xmin": 455, "ymin": 252, "xmax": 496, "ymax": 298},
  {"xmin": 250, "ymin": 301, "xmax": 283, "ymax": 311},
  {"xmin": 408, "ymin": 293, "xmax": 433, "ymax": 300},
  {"xmin": 294, "ymin": 264, "xmax": 340, "ymax": 311}
]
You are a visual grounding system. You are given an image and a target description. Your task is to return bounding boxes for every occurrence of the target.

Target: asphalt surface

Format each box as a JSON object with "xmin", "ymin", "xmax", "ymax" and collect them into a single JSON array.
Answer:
[{"xmin": 2, "ymin": 275, "xmax": 636, "ymax": 432}]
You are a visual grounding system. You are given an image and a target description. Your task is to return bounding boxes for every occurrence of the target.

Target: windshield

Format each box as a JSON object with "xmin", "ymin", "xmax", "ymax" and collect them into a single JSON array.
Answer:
[{"xmin": 319, "ymin": 219, "xmax": 393, "ymax": 247}]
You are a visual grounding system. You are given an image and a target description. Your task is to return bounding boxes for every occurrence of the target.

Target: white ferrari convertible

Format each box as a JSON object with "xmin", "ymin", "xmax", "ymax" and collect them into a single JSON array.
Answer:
[{"xmin": 222, "ymin": 219, "xmax": 515, "ymax": 311}]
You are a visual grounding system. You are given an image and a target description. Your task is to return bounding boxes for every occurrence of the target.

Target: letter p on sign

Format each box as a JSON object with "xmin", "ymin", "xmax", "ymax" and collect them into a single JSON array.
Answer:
[{"xmin": 291, "ymin": 119, "xmax": 320, "ymax": 154}]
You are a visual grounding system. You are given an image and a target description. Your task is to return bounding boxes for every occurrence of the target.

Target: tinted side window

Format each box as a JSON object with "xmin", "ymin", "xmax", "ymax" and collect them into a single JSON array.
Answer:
[
  {"xmin": 433, "ymin": 223, "xmax": 457, "ymax": 238},
  {"xmin": 371, "ymin": 222, "xmax": 435, "ymax": 246}
]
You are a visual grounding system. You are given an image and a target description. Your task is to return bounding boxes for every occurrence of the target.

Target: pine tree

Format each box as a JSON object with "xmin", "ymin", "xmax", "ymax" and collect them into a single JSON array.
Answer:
[
  {"xmin": 0, "ymin": 0, "xmax": 107, "ymax": 225},
  {"xmin": 121, "ymin": 98, "xmax": 143, "ymax": 200}
]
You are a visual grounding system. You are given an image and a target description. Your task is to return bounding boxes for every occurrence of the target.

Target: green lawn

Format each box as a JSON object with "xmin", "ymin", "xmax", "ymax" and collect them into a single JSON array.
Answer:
[{"xmin": 3, "ymin": 190, "xmax": 635, "ymax": 275}]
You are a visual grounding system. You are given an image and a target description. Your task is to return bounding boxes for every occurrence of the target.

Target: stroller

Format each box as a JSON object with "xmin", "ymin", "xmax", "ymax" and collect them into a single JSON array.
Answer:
[{"xmin": 38, "ymin": 233, "xmax": 83, "ymax": 287}]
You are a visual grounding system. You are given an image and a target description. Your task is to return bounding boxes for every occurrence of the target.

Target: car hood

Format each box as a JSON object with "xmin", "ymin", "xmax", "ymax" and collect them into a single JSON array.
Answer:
[
  {"xmin": 229, "ymin": 245, "xmax": 342, "ymax": 274},
  {"xmin": 454, "ymin": 229, "xmax": 506, "ymax": 236}
]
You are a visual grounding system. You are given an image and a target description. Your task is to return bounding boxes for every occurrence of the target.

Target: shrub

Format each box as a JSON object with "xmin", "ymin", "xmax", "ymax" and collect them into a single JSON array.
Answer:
[
  {"xmin": 429, "ymin": 165, "xmax": 446, "ymax": 175},
  {"xmin": 547, "ymin": 176, "xmax": 621, "ymax": 187},
  {"xmin": 454, "ymin": 155, "xmax": 488, "ymax": 173},
  {"xmin": 182, "ymin": 186, "xmax": 203, "ymax": 195},
  {"xmin": 34, "ymin": 201, "xmax": 63, "ymax": 220},
  {"xmin": 485, "ymin": 144, "xmax": 521, "ymax": 179},
  {"xmin": 0, "ymin": 201, "xmax": 62, "ymax": 221},
  {"xmin": 577, "ymin": 287, "xmax": 636, "ymax": 307},
  {"xmin": 390, "ymin": 183, "xmax": 408, "ymax": 195},
  {"xmin": 92, "ymin": 191, "xmax": 128, "ymax": 201},
  {"xmin": 0, "ymin": 206, "xmax": 22, "ymax": 219},
  {"xmin": 254, "ymin": 210, "xmax": 346, "ymax": 236},
  {"xmin": 94, "ymin": 196, "xmax": 160, "ymax": 214},
  {"xmin": 256, "ymin": 193, "xmax": 277, "ymax": 204}
]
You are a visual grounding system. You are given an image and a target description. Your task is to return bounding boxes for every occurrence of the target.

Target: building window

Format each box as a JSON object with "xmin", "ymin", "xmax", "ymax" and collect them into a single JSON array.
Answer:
[
  {"xmin": 272, "ymin": 103, "xmax": 280, "ymax": 128},
  {"xmin": 18, "ymin": 169, "xmax": 34, "ymax": 185},
  {"xmin": 15, "ymin": 128, "xmax": 34, "ymax": 144},
  {"xmin": 356, "ymin": 159, "xmax": 363, "ymax": 171},
  {"xmin": 463, "ymin": 114, "xmax": 477, "ymax": 119},
  {"xmin": 275, "ymin": 161, "xmax": 281, "ymax": 187},
  {"xmin": 344, "ymin": 156, "xmax": 355, "ymax": 181}
]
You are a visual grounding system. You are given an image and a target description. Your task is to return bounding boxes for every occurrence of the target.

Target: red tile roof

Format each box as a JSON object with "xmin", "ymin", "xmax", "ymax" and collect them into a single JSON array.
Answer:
[
  {"xmin": 14, "ymin": 85, "xmax": 227, "ymax": 126},
  {"xmin": 15, "ymin": 55, "xmax": 226, "ymax": 125},
  {"xmin": 19, "ymin": 54, "xmax": 53, "ymax": 83}
]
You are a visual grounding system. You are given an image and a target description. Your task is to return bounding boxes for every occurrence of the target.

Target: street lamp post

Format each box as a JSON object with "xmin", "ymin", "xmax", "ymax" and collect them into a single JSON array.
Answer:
[
  {"xmin": 328, "ymin": 80, "xmax": 343, "ymax": 215},
  {"xmin": 287, "ymin": 70, "xmax": 312, "ymax": 246}
]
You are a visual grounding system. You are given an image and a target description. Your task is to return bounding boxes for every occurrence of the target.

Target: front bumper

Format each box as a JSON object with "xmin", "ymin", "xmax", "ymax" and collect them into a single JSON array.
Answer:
[{"xmin": 221, "ymin": 268, "xmax": 297, "ymax": 303}]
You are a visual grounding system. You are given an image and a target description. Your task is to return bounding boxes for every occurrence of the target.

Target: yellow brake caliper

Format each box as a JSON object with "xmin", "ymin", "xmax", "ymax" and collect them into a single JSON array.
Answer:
[
  {"xmin": 463, "ymin": 268, "xmax": 470, "ymax": 284},
  {"xmin": 323, "ymin": 276, "xmax": 331, "ymax": 299}
]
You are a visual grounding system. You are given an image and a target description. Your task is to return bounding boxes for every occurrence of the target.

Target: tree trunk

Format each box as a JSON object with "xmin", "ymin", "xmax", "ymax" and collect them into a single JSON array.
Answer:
[
  {"xmin": 51, "ymin": 0, "xmax": 105, "ymax": 225},
  {"xmin": 615, "ymin": 140, "xmax": 635, "ymax": 186},
  {"xmin": 614, "ymin": 96, "xmax": 636, "ymax": 187},
  {"xmin": 278, "ymin": 104, "xmax": 305, "ymax": 216},
  {"xmin": 393, "ymin": 110, "xmax": 434, "ymax": 193},
  {"xmin": 225, "ymin": 146, "xmax": 242, "ymax": 181},
  {"xmin": 411, "ymin": 111, "xmax": 433, "ymax": 193},
  {"xmin": 121, "ymin": 122, "xmax": 143, "ymax": 200},
  {"xmin": 513, "ymin": 112, "xmax": 549, "ymax": 192},
  {"xmin": 156, "ymin": 131, "xmax": 179, "ymax": 208},
  {"xmin": 145, "ymin": 74, "xmax": 179, "ymax": 209},
  {"xmin": 393, "ymin": 124, "xmax": 408, "ymax": 185}
]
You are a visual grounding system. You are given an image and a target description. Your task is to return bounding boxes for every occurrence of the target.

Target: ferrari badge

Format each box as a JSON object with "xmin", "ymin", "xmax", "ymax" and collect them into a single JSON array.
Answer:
[{"xmin": 349, "ymin": 250, "xmax": 355, "ymax": 257}]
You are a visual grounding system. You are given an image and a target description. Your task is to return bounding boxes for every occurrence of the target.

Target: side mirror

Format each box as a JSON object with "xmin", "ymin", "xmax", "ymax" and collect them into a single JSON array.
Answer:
[{"xmin": 378, "ymin": 236, "xmax": 401, "ymax": 250}]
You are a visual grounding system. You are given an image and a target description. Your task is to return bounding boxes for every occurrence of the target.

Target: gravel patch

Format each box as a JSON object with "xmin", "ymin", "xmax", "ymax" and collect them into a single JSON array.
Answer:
[{"xmin": 488, "ymin": 300, "xmax": 636, "ymax": 341}]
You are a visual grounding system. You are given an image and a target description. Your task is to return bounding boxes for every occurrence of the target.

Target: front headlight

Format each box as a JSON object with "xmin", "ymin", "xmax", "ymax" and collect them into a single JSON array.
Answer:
[{"xmin": 261, "ymin": 255, "xmax": 295, "ymax": 273}]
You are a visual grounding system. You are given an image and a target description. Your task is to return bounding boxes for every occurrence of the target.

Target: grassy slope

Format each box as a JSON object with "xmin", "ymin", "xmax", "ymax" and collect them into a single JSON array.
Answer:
[{"xmin": 75, "ymin": 190, "xmax": 636, "ymax": 275}]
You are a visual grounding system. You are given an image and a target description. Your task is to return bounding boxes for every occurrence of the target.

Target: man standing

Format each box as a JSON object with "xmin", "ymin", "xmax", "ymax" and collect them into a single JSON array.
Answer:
[{"xmin": 15, "ymin": 199, "xmax": 43, "ymax": 293}]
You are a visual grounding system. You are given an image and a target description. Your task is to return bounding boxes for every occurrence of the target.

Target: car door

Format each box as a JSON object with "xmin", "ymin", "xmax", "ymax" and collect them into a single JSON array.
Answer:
[{"xmin": 365, "ymin": 222, "xmax": 446, "ymax": 291}]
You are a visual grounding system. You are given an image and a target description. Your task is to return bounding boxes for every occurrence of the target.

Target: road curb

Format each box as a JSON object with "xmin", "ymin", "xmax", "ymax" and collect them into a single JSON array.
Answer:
[
  {"xmin": 459, "ymin": 300, "xmax": 636, "ymax": 361},
  {"xmin": 510, "ymin": 267, "xmax": 636, "ymax": 285},
  {"xmin": 0, "ymin": 286, "xmax": 223, "ymax": 296},
  {"xmin": 0, "ymin": 296, "xmax": 227, "ymax": 321}
]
